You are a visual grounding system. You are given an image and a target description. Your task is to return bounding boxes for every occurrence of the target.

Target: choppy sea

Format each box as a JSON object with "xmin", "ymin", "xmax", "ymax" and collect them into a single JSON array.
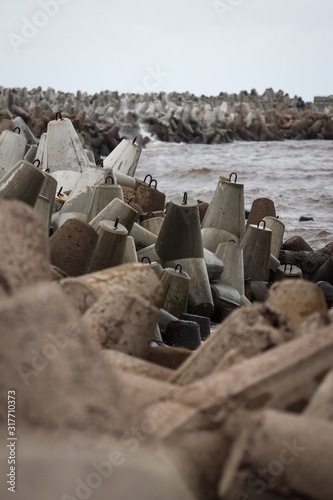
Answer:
[{"xmin": 135, "ymin": 139, "xmax": 333, "ymax": 251}]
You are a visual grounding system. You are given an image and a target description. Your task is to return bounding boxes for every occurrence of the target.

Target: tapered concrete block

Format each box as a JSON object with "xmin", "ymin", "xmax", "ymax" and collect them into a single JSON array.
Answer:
[
  {"xmin": 46, "ymin": 115, "xmax": 90, "ymax": 173},
  {"xmin": 49, "ymin": 218, "xmax": 98, "ymax": 276},
  {"xmin": 82, "ymin": 285, "xmax": 159, "ymax": 358},
  {"xmin": 215, "ymin": 241, "xmax": 244, "ymax": 293},
  {"xmin": 86, "ymin": 178, "xmax": 124, "ymax": 222},
  {"xmin": 0, "ymin": 128, "xmax": 27, "ymax": 177},
  {"xmin": 0, "ymin": 159, "xmax": 45, "ymax": 206},
  {"xmin": 204, "ymin": 248, "xmax": 224, "ymax": 281},
  {"xmin": 202, "ymin": 175, "xmax": 245, "ymax": 239},
  {"xmin": 137, "ymin": 243, "xmax": 162, "ymax": 265},
  {"xmin": 164, "ymin": 257, "xmax": 214, "ymax": 317},
  {"xmin": 88, "ymin": 219, "xmax": 127, "ymax": 272},
  {"xmin": 0, "ymin": 199, "xmax": 51, "ymax": 294},
  {"xmin": 90, "ymin": 197, "xmax": 137, "ymax": 233},
  {"xmin": 263, "ymin": 215, "xmax": 285, "ymax": 258},
  {"xmin": 246, "ymin": 197, "xmax": 276, "ymax": 228},
  {"xmin": 141, "ymin": 215, "xmax": 164, "ymax": 236},
  {"xmin": 202, "ymin": 226, "xmax": 239, "ymax": 253},
  {"xmin": 123, "ymin": 235, "xmax": 138, "ymax": 263},
  {"xmin": 160, "ymin": 266, "xmax": 190, "ymax": 318},
  {"xmin": 104, "ymin": 138, "xmax": 141, "ymax": 176},
  {"xmin": 55, "ymin": 164, "xmax": 116, "ymax": 229},
  {"xmin": 136, "ymin": 183, "xmax": 166, "ymax": 213},
  {"xmin": 156, "ymin": 194, "xmax": 204, "ymax": 262},
  {"xmin": 131, "ymin": 222, "xmax": 158, "ymax": 250},
  {"xmin": 240, "ymin": 221, "xmax": 272, "ymax": 281}
]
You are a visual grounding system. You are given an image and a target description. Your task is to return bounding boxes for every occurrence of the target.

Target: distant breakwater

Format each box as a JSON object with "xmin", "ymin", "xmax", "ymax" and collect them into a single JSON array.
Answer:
[{"xmin": 1, "ymin": 86, "xmax": 333, "ymax": 159}]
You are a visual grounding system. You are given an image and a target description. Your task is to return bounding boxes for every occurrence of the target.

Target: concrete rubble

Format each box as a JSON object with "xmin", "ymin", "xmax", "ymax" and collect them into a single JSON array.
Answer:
[{"xmin": 0, "ymin": 91, "xmax": 332, "ymax": 500}]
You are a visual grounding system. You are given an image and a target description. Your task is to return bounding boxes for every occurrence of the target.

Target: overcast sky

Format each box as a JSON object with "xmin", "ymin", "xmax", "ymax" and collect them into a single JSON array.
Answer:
[{"xmin": 1, "ymin": 0, "xmax": 332, "ymax": 101}]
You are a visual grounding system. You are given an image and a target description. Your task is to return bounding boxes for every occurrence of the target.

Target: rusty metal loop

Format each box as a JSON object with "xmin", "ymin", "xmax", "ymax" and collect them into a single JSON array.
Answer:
[
  {"xmin": 229, "ymin": 172, "xmax": 238, "ymax": 183},
  {"xmin": 143, "ymin": 174, "xmax": 153, "ymax": 185},
  {"xmin": 175, "ymin": 264, "xmax": 183, "ymax": 273},
  {"xmin": 55, "ymin": 112, "xmax": 63, "ymax": 121},
  {"xmin": 257, "ymin": 219, "xmax": 266, "ymax": 230},
  {"xmin": 128, "ymin": 197, "xmax": 134, "ymax": 205},
  {"xmin": 146, "ymin": 211, "xmax": 155, "ymax": 219},
  {"xmin": 57, "ymin": 186, "xmax": 63, "ymax": 197},
  {"xmin": 284, "ymin": 262, "xmax": 293, "ymax": 273},
  {"xmin": 149, "ymin": 179, "xmax": 157, "ymax": 190},
  {"xmin": 105, "ymin": 175, "xmax": 115, "ymax": 185},
  {"xmin": 13, "ymin": 127, "xmax": 21, "ymax": 134},
  {"xmin": 114, "ymin": 216, "xmax": 120, "ymax": 229},
  {"xmin": 133, "ymin": 136, "xmax": 137, "ymax": 144},
  {"xmin": 182, "ymin": 192, "xmax": 188, "ymax": 205},
  {"xmin": 96, "ymin": 158, "xmax": 104, "ymax": 168},
  {"xmin": 141, "ymin": 256, "xmax": 152, "ymax": 265}
]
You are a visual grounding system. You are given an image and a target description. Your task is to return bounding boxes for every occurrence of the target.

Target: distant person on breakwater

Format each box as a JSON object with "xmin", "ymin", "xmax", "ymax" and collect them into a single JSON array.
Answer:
[{"xmin": 296, "ymin": 97, "xmax": 305, "ymax": 111}]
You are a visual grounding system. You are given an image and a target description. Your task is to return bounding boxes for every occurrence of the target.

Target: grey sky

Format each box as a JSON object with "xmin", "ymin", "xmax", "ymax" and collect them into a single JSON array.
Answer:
[{"xmin": 1, "ymin": 0, "xmax": 332, "ymax": 101}]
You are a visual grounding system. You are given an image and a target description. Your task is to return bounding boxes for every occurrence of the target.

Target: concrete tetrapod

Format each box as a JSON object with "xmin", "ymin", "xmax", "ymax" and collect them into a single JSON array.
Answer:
[
  {"xmin": 49, "ymin": 218, "xmax": 98, "ymax": 276},
  {"xmin": 0, "ymin": 128, "xmax": 27, "ymax": 178},
  {"xmin": 219, "ymin": 409, "xmax": 333, "ymax": 500},
  {"xmin": 202, "ymin": 227, "xmax": 239, "ymax": 253},
  {"xmin": 263, "ymin": 215, "xmax": 285, "ymax": 259},
  {"xmin": 34, "ymin": 169, "xmax": 58, "ymax": 228},
  {"xmin": 0, "ymin": 159, "xmax": 45, "ymax": 206},
  {"xmin": 141, "ymin": 214, "xmax": 165, "ymax": 236},
  {"xmin": 82, "ymin": 284, "xmax": 159, "ymax": 358},
  {"xmin": 123, "ymin": 235, "xmax": 138, "ymax": 263},
  {"xmin": 54, "ymin": 163, "xmax": 116, "ymax": 229},
  {"xmin": 0, "ymin": 199, "xmax": 51, "ymax": 295},
  {"xmin": 156, "ymin": 193, "xmax": 204, "ymax": 262},
  {"xmin": 45, "ymin": 114, "xmax": 90, "ymax": 173},
  {"xmin": 130, "ymin": 222, "xmax": 158, "ymax": 250},
  {"xmin": 103, "ymin": 137, "xmax": 141, "ymax": 177},
  {"xmin": 164, "ymin": 257, "xmax": 214, "ymax": 317},
  {"xmin": 246, "ymin": 197, "xmax": 276, "ymax": 228},
  {"xmin": 88, "ymin": 219, "xmax": 128, "ymax": 272},
  {"xmin": 86, "ymin": 176, "xmax": 124, "ymax": 222},
  {"xmin": 135, "ymin": 181, "xmax": 166, "ymax": 213},
  {"xmin": 202, "ymin": 174, "xmax": 245, "ymax": 239},
  {"xmin": 212, "ymin": 241, "xmax": 245, "ymax": 318},
  {"xmin": 160, "ymin": 265, "xmax": 190, "ymax": 318},
  {"xmin": 240, "ymin": 220, "xmax": 272, "ymax": 281},
  {"xmin": 89, "ymin": 197, "xmax": 138, "ymax": 233},
  {"xmin": 23, "ymin": 143, "xmax": 37, "ymax": 162}
]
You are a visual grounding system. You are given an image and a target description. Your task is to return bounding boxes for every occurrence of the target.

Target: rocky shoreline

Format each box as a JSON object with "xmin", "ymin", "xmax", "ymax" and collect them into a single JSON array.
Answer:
[{"xmin": 1, "ymin": 87, "xmax": 333, "ymax": 159}]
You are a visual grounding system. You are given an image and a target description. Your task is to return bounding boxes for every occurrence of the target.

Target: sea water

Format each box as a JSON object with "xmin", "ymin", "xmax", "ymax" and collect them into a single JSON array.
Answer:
[{"xmin": 136, "ymin": 139, "xmax": 333, "ymax": 251}]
